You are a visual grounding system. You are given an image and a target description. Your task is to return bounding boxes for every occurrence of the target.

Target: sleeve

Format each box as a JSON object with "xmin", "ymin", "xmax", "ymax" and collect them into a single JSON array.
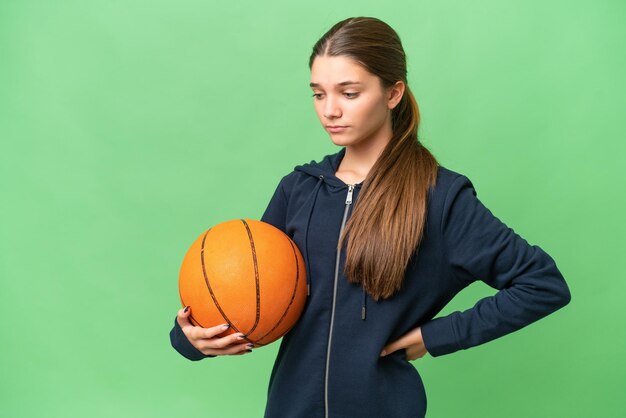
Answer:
[
  {"xmin": 260, "ymin": 175, "xmax": 289, "ymax": 234},
  {"xmin": 420, "ymin": 174, "xmax": 572, "ymax": 357},
  {"xmin": 169, "ymin": 317, "xmax": 216, "ymax": 361}
]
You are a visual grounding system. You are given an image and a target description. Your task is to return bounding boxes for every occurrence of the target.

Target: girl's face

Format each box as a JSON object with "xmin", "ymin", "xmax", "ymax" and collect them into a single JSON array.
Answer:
[{"xmin": 310, "ymin": 55, "xmax": 402, "ymax": 149}]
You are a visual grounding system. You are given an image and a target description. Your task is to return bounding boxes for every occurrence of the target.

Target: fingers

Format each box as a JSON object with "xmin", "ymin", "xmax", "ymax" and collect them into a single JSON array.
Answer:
[
  {"xmin": 381, "ymin": 329, "xmax": 428, "ymax": 361},
  {"xmin": 203, "ymin": 323, "xmax": 234, "ymax": 339},
  {"xmin": 209, "ymin": 330, "xmax": 248, "ymax": 348},
  {"xmin": 232, "ymin": 347, "xmax": 254, "ymax": 355},
  {"xmin": 176, "ymin": 308, "xmax": 231, "ymax": 338},
  {"xmin": 174, "ymin": 308, "xmax": 255, "ymax": 357},
  {"xmin": 195, "ymin": 331, "xmax": 253, "ymax": 356},
  {"xmin": 405, "ymin": 345, "xmax": 427, "ymax": 361},
  {"xmin": 176, "ymin": 306, "xmax": 192, "ymax": 330},
  {"xmin": 380, "ymin": 327, "xmax": 422, "ymax": 357},
  {"xmin": 380, "ymin": 336, "xmax": 409, "ymax": 357},
  {"xmin": 200, "ymin": 341, "xmax": 253, "ymax": 356},
  {"xmin": 197, "ymin": 330, "xmax": 254, "ymax": 356}
]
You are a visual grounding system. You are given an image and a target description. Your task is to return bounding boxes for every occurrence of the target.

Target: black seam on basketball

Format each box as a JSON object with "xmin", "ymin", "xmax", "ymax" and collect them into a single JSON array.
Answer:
[
  {"xmin": 241, "ymin": 219, "xmax": 261, "ymax": 337},
  {"xmin": 255, "ymin": 236, "xmax": 301, "ymax": 345},
  {"xmin": 200, "ymin": 228, "xmax": 244, "ymax": 337}
]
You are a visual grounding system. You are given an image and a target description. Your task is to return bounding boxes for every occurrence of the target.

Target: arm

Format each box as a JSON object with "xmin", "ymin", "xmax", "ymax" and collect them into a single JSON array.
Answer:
[
  {"xmin": 260, "ymin": 174, "xmax": 289, "ymax": 233},
  {"xmin": 169, "ymin": 175, "xmax": 290, "ymax": 360},
  {"xmin": 420, "ymin": 174, "xmax": 572, "ymax": 357}
]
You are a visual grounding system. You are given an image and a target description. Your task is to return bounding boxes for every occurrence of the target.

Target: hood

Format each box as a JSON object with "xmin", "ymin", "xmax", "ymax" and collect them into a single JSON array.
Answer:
[
  {"xmin": 292, "ymin": 147, "xmax": 369, "ymax": 320},
  {"xmin": 293, "ymin": 147, "xmax": 357, "ymax": 188}
]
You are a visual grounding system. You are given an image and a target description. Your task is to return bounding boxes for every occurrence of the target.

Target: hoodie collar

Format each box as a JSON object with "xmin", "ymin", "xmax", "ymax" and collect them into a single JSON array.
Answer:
[
  {"xmin": 293, "ymin": 147, "xmax": 364, "ymax": 188},
  {"xmin": 291, "ymin": 147, "xmax": 369, "ymax": 320}
]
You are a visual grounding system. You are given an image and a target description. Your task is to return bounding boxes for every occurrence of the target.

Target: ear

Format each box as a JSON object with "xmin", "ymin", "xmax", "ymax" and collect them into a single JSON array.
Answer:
[{"xmin": 387, "ymin": 80, "xmax": 405, "ymax": 110}]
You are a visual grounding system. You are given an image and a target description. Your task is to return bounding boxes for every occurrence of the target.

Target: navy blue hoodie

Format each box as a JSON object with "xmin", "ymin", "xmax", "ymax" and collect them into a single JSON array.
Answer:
[{"xmin": 169, "ymin": 147, "xmax": 571, "ymax": 418}]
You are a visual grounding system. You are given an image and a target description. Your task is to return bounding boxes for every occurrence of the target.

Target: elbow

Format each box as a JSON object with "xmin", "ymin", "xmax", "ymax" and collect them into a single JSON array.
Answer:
[
  {"xmin": 550, "ymin": 274, "xmax": 572, "ymax": 312},
  {"xmin": 559, "ymin": 280, "xmax": 572, "ymax": 308},
  {"xmin": 537, "ymin": 271, "xmax": 571, "ymax": 315},
  {"xmin": 543, "ymin": 257, "xmax": 571, "ymax": 311}
]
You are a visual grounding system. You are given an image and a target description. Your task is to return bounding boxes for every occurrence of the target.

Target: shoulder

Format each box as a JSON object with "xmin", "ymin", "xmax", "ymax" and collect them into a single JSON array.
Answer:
[
  {"xmin": 274, "ymin": 170, "xmax": 304, "ymax": 192},
  {"xmin": 427, "ymin": 165, "xmax": 481, "ymax": 224},
  {"xmin": 432, "ymin": 165, "xmax": 474, "ymax": 198},
  {"xmin": 273, "ymin": 150, "xmax": 337, "ymax": 193},
  {"xmin": 434, "ymin": 165, "xmax": 461, "ymax": 187}
]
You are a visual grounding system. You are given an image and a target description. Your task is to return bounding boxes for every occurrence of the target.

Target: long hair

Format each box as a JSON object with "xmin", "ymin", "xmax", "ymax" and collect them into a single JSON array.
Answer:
[{"xmin": 309, "ymin": 17, "xmax": 439, "ymax": 301}]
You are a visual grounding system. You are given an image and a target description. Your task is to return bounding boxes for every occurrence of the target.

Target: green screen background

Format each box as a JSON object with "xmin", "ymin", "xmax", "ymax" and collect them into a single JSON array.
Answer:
[{"xmin": 1, "ymin": 1, "xmax": 624, "ymax": 417}]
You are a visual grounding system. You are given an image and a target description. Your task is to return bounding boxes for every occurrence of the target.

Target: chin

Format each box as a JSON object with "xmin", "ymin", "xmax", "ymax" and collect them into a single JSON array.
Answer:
[{"xmin": 328, "ymin": 134, "xmax": 355, "ymax": 147}]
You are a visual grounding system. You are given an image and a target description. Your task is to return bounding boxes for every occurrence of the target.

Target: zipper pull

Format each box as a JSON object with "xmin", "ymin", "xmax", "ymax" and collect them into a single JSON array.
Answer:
[{"xmin": 345, "ymin": 184, "xmax": 354, "ymax": 204}]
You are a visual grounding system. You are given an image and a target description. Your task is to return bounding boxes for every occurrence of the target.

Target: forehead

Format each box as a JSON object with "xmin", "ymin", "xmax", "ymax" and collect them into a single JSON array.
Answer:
[{"xmin": 310, "ymin": 55, "xmax": 374, "ymax": 87}]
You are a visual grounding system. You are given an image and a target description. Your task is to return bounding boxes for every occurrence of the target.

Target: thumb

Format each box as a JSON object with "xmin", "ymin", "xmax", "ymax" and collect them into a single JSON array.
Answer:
[{"xmin": 176, "ymin": 306, "xmax": 192, "ymax": 329}]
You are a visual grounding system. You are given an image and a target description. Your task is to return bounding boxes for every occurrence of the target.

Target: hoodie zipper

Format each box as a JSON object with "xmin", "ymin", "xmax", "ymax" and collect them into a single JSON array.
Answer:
[{"xmin": 324, "ymin": 183, "xmax": 354, "ymax": 418}]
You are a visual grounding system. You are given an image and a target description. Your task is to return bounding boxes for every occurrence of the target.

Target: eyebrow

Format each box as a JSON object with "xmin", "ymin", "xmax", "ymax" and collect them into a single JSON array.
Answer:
[{"xmin": 309, "ymin": 81, "xmax": 362, "ymax": 88}]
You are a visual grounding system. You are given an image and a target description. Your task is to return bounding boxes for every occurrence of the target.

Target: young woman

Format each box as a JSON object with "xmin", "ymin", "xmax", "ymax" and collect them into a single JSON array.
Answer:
[{"xmin": 169, "ymin": 16, "xmax": 571, "ymax": 418}]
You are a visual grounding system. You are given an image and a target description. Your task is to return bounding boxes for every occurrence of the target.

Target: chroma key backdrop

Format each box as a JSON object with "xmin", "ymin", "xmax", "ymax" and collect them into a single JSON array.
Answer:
[{"xmin": 1, "ymin": 1, "xmax": 624, "ymax": 417}]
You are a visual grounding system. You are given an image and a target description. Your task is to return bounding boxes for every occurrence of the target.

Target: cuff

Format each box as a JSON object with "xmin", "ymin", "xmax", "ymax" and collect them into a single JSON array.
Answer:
[
  {"xmin": 420, "ymin": 313, "xmax": 464, "ymax": 357},
  {"xmin": 169, "ymin": 317, "xmax": 217, "ymax": 361}
]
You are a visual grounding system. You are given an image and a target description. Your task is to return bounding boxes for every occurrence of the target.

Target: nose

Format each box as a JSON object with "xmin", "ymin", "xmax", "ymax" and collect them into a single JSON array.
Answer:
[{"xmin": 323, "ymin": 95, "xmax": 342, "ymax": 119}]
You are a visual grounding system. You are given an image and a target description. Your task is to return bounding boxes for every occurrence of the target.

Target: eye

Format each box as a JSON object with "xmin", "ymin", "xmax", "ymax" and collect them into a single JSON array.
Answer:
[
  {"xmin": 344, "ymin": 92, "xmax": 359, "ymax": 99},
  {"xmin": 312, "ymin": 93, "xmax": 323, "ymax": 100}
]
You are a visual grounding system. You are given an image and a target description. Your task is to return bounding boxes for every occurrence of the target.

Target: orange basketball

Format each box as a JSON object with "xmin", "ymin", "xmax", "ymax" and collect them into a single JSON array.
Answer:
[{"xmin": 178, "ymin": 218, "xmax": 308, "ymax": 348}]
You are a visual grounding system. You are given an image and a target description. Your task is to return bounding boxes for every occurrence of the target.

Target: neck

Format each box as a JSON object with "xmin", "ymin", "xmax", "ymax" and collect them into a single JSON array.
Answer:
[{"xmin": 340, "ymin": 130, "xmax": 391, "ymax": 178}]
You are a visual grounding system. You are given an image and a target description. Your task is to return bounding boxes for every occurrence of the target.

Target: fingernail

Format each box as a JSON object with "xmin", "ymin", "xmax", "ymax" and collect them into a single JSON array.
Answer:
[
  {"xmin": 183, "ymin": 306, "xmax": 189, "ymax": 313},
  {"xmin": 246, "ymin": 343, "xmax": 254, "ymax": 348},
  {"xmin": 222, "ymin": 324, "xmax": 230, "ymax": 329},
  {"xmin": 246, "ymin": 349, "xmax": 252, "ymax": 353},
  {"xmin": 237, "ymin": 334, "xmax": 246, "ymax": 339},
  {"xmin": 380, "ymin": 350, "xmax": 386, "ymax": 357}
]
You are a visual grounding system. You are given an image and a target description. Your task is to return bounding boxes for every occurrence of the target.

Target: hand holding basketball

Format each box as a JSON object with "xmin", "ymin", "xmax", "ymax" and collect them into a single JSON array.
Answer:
[
  {"xmin": 176, "ymin": 307, "xmax": 253, "ymax": 356},
  {"xmin": 178, "ymin": 219, "xmax": 308, "ymax": 349}
]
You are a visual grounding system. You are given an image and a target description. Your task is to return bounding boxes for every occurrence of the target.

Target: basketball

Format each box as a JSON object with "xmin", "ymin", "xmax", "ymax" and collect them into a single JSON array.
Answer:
[{"xmin": 178, "ymin": 218, "xmax": 308, "ymax": 348}]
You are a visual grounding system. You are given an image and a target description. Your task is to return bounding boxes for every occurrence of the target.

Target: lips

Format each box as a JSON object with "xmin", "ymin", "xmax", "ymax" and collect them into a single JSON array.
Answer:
[{"xmin": 326, "ymin": 126, "xmax": 348, "ymax": 133}]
